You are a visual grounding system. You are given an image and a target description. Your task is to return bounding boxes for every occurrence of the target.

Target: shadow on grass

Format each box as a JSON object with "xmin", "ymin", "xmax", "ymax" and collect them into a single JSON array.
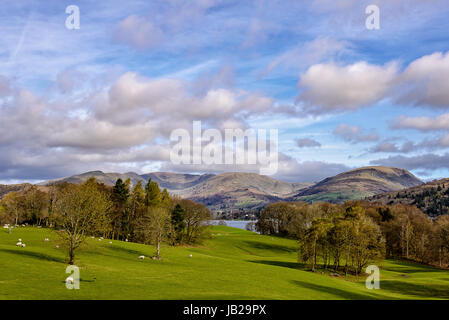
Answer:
[
  {"xmin": 248, "ymin": 259, "xmax": 304, "ymax": 270},
  {"xmin": 385, "ymin": 260, "xmax": 447, "ymax": 274},
  {"xmin": 381, "ymin": 280, "xmax": 449, "ymax": 299},
  {"xmin": 0, "ymin": 248, "xmax": 65, "ymax": 263},
  {"xmin": 105, "ymin": 245, "xmax": 145, "ymax": 257},
  {"xmin": 291, "ymin": 280, "xmax": 374, "ymax": 300},
  {"xmin": 241, "ymin": 240, "xmax": 296, "ymax": 253}
]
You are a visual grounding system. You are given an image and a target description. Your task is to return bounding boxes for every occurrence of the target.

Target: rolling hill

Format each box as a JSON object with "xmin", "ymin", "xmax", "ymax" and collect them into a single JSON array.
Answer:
[
  {"xmin": 1, "ymin": 225, "xmax": 448, "ymax": 299},
  {"xmin": 368, "ymin": 177, "xmax": 449, "ymax": 217},
  {"xmin": 288, "ymin": 166, "xmax": 422, "ymax": 203}
]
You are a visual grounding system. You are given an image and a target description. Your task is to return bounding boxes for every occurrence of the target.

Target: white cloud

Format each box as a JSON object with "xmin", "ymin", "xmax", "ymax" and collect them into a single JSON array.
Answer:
[
  {"xmin": 333, "ymin": 123, "xmax": 378, "ymax": 143},
  {"xmin": 297, "ymin": 61, "xmax": 397, "ymax": 114}
]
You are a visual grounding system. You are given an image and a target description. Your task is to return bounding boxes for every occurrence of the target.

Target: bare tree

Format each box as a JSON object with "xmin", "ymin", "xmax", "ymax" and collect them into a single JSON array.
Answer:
[
  {"xmin": 52, "ymin": 178, "xmax": 112, "ymax": 264},
  {"xmin": 137, "ymin": 206, "xmax": 170, "ymax": 259}
]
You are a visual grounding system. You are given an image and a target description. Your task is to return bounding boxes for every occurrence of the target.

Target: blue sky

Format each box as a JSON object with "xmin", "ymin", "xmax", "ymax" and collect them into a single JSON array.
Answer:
[{"xmin": 1, "ymin": 0, "xmax": 449, "ymax": 183}]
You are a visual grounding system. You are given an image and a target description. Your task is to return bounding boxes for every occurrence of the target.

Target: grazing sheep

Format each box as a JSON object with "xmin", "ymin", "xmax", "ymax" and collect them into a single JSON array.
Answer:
[
  {"xmin": 189, "ymin": 254, "xmax": 193, "ymax": 258},
  {"xmin": 16, "ymin": 242, "xmax": 22, "ymax": 246},
  {"xmin": 91, "ymin": 236, "xmax": 95, "ymax": 239},
  {"xmin": 138, "ymin": 255, "xmax": 145, "ymax": 259},
  {"xmin": 108, "ymin": 241, "xmax": 112, "ymax": 244},
  {"xmin": 55, "ymin": 245, "xmax": 59, "ymax": 249},
  {"xmin": 44, "ymin": 238, "xmax": 49, "ymax": 242},
  {"xmin": 21, "ymin": 243, "xmax": 26, "ymax": 247},
  {"xmin": 98, "ymin": 238, "xmax": 102, "ymax": 241},
  {"xmin": 65, "ymin": 276, "xmax": 74, "ymax": 284}
]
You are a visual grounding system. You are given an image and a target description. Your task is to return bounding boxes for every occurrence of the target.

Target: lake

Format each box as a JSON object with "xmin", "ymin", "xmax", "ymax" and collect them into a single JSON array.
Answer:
[{"xmin": 209, "ymin": 220, "xmax": 257, "ymax": 231}]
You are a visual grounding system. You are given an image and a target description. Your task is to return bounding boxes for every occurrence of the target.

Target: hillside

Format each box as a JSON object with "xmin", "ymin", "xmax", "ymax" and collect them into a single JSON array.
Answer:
[
  {"xmin": 368, "ymin": 178, "xmax": 449, "ymax": 217},
  {"xmin": 288, "ymin": 166, "xmax": 422, "ymax": 203},
  {"xmin": 172, "ymin": 172, "xmax": 311, "ymax": 211},
  {"xmin": 1, "ymin": 226, "xmax": 448, "ymax": 299}
]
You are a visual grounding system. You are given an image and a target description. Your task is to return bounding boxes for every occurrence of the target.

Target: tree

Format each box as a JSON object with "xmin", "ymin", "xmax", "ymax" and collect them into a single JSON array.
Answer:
[
  {"xmin": 128, "ymin": 181, "xmax": 146, "ymax": 241},
  {"xmin": 137, "ymin": 206, "xmax": 170, "ymax": 259},
  {"xmin": 111, "ymin": 178, "xmax": 130, "ymax": 240},
  {"xmin": 145, "ymin": 179, "xmax": 161, "ymax": 207},
  {"xmin": 52, "ymin": 178, "xmax": 112, "ymax": 264},
  {"xmin": 171, "ymin": 204, "xmax": 186, "ymax": 244},
  {"xmin": 1, "ymin": 192, "xmax": 24, "ymax": 229},
  {"xmin": 177, "ymin": 199, "xmax": 211, "ymax": 244}
]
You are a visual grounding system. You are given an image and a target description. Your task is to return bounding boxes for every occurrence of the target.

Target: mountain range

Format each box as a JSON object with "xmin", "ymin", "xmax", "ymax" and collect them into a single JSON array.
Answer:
[{"xmin": 35, "ymin": 166, "xmax": 423, "ymax": 212}]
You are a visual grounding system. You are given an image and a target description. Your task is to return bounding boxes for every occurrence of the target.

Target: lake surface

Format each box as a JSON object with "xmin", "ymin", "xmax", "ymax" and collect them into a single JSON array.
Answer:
[{"xmin": 209, "ymin": 220, "xmax": 257, "ymax": 230}]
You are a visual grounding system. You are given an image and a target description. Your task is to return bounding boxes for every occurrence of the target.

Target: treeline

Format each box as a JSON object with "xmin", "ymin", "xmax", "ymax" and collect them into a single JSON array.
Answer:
[
  {"xmin": 0, "ymin": 178, "xmax": 211, "ymax": 263},
  {"xmin": 256, "ymin": 201, "xmax": 449, "ymax": 274}
]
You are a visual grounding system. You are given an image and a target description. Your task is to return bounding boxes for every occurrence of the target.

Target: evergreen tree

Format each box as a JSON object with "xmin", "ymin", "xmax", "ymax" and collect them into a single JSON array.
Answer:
[
  {"xmin": 145, "ymin": 179, "xmax": 161, "ymax": 207},
  {"xmin": 171, "ymin": 204, "xmax": 186, "ymax": 243}
]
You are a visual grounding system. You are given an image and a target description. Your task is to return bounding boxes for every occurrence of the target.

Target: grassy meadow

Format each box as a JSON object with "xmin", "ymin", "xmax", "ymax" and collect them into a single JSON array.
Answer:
[{"xmin": 1, "ymin": 225, "xmax": 448, "ymax": 300}]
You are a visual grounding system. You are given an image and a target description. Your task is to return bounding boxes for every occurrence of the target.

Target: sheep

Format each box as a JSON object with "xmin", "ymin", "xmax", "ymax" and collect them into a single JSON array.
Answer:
[
  {"xmin": 138, "ymin": 255, "xmax": 145, "ymax": 259},
  {"xmin": 98, "ymin": 238, "xmax": 102, "ymax": 241},
  {"xmin": 16, "ymin": 242, "xmax": 22, "ymax": 246},
  {"xmin": 55, "ymin": 245, "xmax": 59, "ymax": 249},
  {"xmin": 108, "ymin": 241, "xmax": 112, "ymax": 244},
  {"xmin": 90, "ymin": 236, "xmax": 95, "ymax": 239},
  {"xmin": 44, "ymin": 238, "xmax": 49, "ymax": 242},
  {"xmin": 65, "ymin": 276, "xmax": 74, "ymax": 284},
  {"xmin": 18, "ymin": 238, "xmax": 22, "ymax": 242},
  {"xmin": 189, "ymin": 254, "xmax": 193, "ymax": 258},
  {"xmin": 21, "ymin": 243, "xmax": 26, "ymax": 247}
]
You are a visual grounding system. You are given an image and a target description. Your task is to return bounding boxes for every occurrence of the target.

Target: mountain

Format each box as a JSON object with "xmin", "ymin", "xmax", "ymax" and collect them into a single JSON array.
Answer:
[
  {"xmin": 171, "ymin": 172, "xmax": 312, "ymax": 211},
  {"xmin": 368, "ymin": 178, "xmax": 449, "ymax": 217},
  {"xmin": 36, "ymin": 166, "xmax": 422, "ymax": 212},
  {"xmin": 288, "ymin": 166, "xmax": 423, "ymax": 203}
]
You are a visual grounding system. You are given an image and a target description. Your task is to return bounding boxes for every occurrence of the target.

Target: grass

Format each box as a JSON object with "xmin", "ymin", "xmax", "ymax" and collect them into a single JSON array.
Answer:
[{"xmin": 0, "ymin": 226, "xmax": 449, "ymax": 299}]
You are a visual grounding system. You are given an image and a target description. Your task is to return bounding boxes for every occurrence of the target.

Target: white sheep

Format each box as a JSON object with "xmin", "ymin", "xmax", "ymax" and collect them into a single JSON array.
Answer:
[
  {"xmin": 16, "ymin": 242, "xmax": 22, "ymax": 246},
  {"xmin": 18, "ymin": 238, "xmax": 22, "ymax": 242},
  {"xmin": 21, "ymin": 243, "xmax": 26, "ymax": 247},
  {"xmin": 98, "ymin": 238, "xmax": 102, "ymax": 241},
  {"xmin": 44, "ymin": 238, "xmax": 49, "ymax": 242},
  {"xmin": 65, "ymin": 276, "xmax": 74, "ymax": 284},
  {"xmin": 138, "ymin": 255, "xmax": 145, "ymax": 259},
  {"xmin": 189, "ymin": 254, "xmax": 193, "ymax": 258},
  {"xmin": 55, "ymin": 245, "xmax": 59, "ymax": 249},
  {"xmin": 108, "ymin": 241, "xmax": 112, "ymax": 244}
]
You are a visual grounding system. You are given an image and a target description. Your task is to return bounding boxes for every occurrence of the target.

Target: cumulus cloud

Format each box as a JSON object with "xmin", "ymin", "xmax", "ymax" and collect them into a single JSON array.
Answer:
[
  {"xmin": 296, "ymin": 138, "xmax": 321, "ymax": 148},
  {"xmin": 371, "ymin": 153, "xmax": 449, "ymax": 172},
  {"xmin": 296, "ymin": 51, "xmax": 449, "ymax": 115},
  {"xmin": 0, "ymin": 71, "xmax": 280, "ymax": 181},
  {"xmin": 297, "ymin": 61, "xmax": 397, "ymax": 114},
  {"xmin": 396, "ymin": 51, "xmax": 449, "ymax": 108},
  {"xmin": 333, "ymin": 123, "xmax": 378, "ymax": 143},
  {"xmin": 393, "ymin": 114, "xmax": 449, "ymax": 132}
]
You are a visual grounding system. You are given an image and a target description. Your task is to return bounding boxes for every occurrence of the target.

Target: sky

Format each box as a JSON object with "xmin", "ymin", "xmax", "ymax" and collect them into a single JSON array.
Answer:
[{"xmin": 1, "ymin": 0, "xmax": 449, "ymax": 184}]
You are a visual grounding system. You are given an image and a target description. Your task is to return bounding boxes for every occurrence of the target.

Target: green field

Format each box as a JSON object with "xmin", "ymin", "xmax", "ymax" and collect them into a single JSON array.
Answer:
[{"xmin": 1, "ymin": 226, "xmax": 448, "ymax": 300}]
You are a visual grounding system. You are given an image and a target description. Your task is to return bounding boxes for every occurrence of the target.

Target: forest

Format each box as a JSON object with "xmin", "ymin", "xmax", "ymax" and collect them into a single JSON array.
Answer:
[
  {"xmin": 0, "ymin": 178, "xmax": 211, "ymax": 264},
  {"xmin": 256, "ymin": 201, "xmax": 449, "ymax": 274}
]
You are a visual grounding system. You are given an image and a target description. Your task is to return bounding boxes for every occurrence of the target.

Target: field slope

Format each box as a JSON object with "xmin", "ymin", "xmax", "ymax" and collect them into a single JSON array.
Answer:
[{"xmin": 0, "ymin": 226, "xmax": 448, "ymax": 300}]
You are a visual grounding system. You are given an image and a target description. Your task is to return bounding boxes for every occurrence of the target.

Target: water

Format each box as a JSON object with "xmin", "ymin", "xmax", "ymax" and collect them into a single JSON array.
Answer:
[{"xmin": 209, "ymin": 220, "xmax": 256, "ymax": 230}]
